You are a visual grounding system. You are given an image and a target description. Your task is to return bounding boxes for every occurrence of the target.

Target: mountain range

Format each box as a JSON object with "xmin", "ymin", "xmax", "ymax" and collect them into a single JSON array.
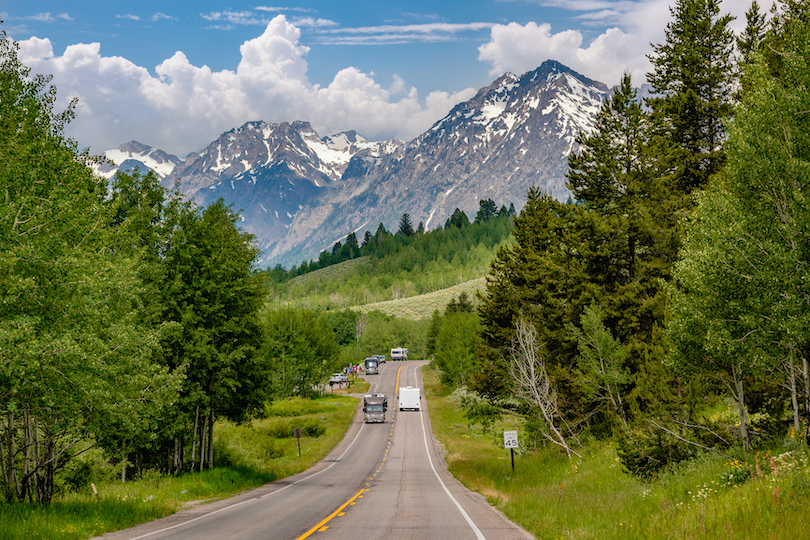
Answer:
[{"xmin": 94, "ymin": 60, "xmax": 610, "ymax": 267}]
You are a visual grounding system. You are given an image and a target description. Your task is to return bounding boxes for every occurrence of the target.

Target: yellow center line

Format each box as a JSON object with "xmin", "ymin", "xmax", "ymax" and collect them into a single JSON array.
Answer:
[
  {"xmin": 294, "ymin": 488, "xmax": 366, "ymax": 540},
  {"xmin": 297, "ymin": 364, "xmax": 407, "ymax": 540}
]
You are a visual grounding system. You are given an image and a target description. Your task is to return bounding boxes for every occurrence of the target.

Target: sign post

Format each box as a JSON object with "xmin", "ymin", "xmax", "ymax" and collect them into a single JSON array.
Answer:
[
  {"xmin": 294, "ymin": 427, "xmax": 302, "ymax": 457},
  {"xmin": 503, "ymin": 430, "xmax": 518, "ymax": 473}
]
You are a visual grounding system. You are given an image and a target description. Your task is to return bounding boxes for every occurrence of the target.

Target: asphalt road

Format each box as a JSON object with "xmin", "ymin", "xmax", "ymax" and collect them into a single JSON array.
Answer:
[{"xmin": 96, "ymin": 361, "xmax": 533, "ymax": 540}]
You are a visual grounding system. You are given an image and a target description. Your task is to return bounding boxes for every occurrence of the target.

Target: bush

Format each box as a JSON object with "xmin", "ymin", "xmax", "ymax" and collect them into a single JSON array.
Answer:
[
  {"xmin": 616, "ymin": 425, "xmax": 696, "ymax": 479},
  {"xmin": 264, "ymin": 397, "xmax": 332, "ymax": 417},
  {"xmin": 263, "ymin": 418, "xmax": 325, "ymax": 439}
]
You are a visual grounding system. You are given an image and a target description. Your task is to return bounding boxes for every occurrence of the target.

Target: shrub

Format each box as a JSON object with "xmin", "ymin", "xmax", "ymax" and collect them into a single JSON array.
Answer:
[{"xmin": 616, "ymin": 425, "xmax": 696, "ymax": 479}]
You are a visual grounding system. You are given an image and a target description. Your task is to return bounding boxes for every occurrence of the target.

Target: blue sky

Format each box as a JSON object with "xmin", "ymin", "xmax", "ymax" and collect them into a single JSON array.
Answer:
[{"xmin": 2, "ymin": 0, "xmax": 763, "ymax": 157}]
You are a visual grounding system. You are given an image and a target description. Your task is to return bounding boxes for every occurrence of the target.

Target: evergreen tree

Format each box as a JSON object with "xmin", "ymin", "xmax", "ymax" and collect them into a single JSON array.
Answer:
[
  {"xmin": 417, "ymin": 221, "xmax": 425, "ymax": 234},
  {"xmin": 474, "ymin": 199, "xmax": 498, "ymax": 223},
  {"xmin": 646, "ymin": 0, "xmax": 736, "ymax": 193},
  {"xmin": 362, "ymin": 230, "xmax": 373, "ymax": 247},
  {"xmin": 445, "ymin": 208, "xmax": 470, "ymax": 229},
  {"xmin": 345, "ymin": 231, "xmax": 359, "ymax": 250},
  {"xmin": 737, "ymin": 0, "xmax": 767, "ymax": 63},
  {"xmin": 398, "ymin": 213, "xmax": 415, "ymax": 237}
]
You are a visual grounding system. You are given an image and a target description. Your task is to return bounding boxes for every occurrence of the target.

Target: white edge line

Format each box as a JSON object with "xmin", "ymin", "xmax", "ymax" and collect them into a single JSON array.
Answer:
[
  {"xmin": 127, "ymin": 412, "xmax": 368, "ymax": 539},
  {"xmin": 418, "ymin": 365, "xmax": 486, "ymax": 540}
]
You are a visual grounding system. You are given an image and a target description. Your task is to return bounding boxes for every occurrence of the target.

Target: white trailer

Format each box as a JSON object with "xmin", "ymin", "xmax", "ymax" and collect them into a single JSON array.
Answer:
[
  {"xmin": 398, "ymin": 386, "xmax": 421, "ymax": 411},
  {"xmin": 391, "ymin": 347, "xmax": 408, "ymax": 360}
]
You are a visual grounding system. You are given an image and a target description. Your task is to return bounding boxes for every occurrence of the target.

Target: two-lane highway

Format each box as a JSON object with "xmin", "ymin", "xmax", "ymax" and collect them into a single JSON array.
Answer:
[{"xmin": 96, "ymin": 361, "xmax": 532, "ymax": 540}]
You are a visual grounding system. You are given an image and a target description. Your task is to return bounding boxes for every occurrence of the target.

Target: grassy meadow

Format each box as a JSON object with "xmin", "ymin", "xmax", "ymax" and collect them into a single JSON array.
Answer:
[
  {"xmin": 351, "ymin": 277, "xmax": 486, "ymax": 320},
  {"xmin": 0, "ymin": 395, "xmax": 359, "ymax": 540},
  {"xmin": 422, "ymin": 366, "xmax": 810, "ymax": 539}
]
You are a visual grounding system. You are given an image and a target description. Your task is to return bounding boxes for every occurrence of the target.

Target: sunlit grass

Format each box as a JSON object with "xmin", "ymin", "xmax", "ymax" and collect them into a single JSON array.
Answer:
[
  {"xmin": 352, "ymin": 278, "xmax": 486, "ymax": 320},
  {"xmin": 423, "ymin": 367, "xmax": 810, "ymax": 539}
]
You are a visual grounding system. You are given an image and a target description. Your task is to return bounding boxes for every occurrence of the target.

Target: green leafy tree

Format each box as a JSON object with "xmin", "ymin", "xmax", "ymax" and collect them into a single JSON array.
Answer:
[
  {"xmin": 434, "ymin": 312, "xmax": 480, "ymax": 387},
  {"xmin": 160, "ymin": 200, "xmax": 266, "ymax": 469},
  {"xmin": 0, "ymin": 30, "xmax": 178, "ymax": 502},
  {"xmin": 262, "ymin": 307, "xmax": 340, "ymax": 398},
  {"xmin": 568, "ymin": 303, "xmax": 632, "ymax": 426},
  {"xmin": 669, "ymin": 19, "xmax": 810, "ymax": 449}
]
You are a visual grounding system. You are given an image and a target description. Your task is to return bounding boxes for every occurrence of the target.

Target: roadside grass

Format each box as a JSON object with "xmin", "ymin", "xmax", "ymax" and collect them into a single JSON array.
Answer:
[
  {"xmin": 423, "ymin": 367, "xmax": 810, "ymax": 539},
  {"xmin": 1, "ymin": 395, "xmax": 358, "ymax": 540}
]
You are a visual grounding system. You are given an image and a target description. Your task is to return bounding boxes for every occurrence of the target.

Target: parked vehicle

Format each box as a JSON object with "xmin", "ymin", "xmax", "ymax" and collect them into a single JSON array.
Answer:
[
  {"xmin": 372, "ymin": 354, "xmax": 386, "ymax": 364},
  {"xmin": 363, "ymin": 394, "xmax": 387, "ymax": 423},
  {"xmin": 391, "ymin": 347, "xmax": 408, "ymax": 360},
  {"xmin": 329, "ymin": 373, "xmax": 346, "ymax": 385},
  {"xmin": 364, "ymin": 356, "xmax": 379, "ymax": 374},
  {"xmin": 398, "ymin": 386, "xmax": 420, "ymax": 411}
]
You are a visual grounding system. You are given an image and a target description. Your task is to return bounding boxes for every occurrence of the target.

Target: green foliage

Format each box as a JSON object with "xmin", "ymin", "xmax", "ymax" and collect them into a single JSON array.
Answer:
[
  {"xmin": 616, "ymin": 426, "xmax": 697, "ymax": 479},
  {"xmin": 260, "ymin": 307, "xmax": 341, "ymax": 398},
  {"xmin": 646, "ymin": 0, "xmax": 735, "ymax": 193},
  {"xmin": 569, "ymin": 302, "xmax": 633, "ymax": 425},
  {"xmin": 0, "ymin": 27, "xmax": 179, "ymax": 504},
  {"xmin": 445, "ymin": 207, "xmax": 470, "ymax": 229},
  {"xmin": 433, "ymin": 312, "xmax": 480, "ymax": 387},
  {"xmin": 669, "ymin": 15, "xmax": 810, "ymax": 451},
  {"xmin": 397, "ymin": 213, "xmax": 415, "ymax": 237}
]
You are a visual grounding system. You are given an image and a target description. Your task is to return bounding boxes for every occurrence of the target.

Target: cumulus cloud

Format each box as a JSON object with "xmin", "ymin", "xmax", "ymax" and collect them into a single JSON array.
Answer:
[
  {"xmin": 479, "ymin": 0, "xmax": 777, "ymax": 87},
  {"xmin": 116, "ymin": 14, "xmax": 141, "ymax": 21},
  {"xmin": 20, "ymin": 15, "xmax": 475, "ymax": 157}
]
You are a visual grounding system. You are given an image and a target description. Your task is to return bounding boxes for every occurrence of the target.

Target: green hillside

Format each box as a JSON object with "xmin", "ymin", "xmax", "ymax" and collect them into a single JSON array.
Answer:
[
  {"xmin": 266, "ymin": 213, "xmax": 512, "ymax": 312},
  {"xmin": 351, "ymin": 277, "xmax": 486, "ymax": 320}
]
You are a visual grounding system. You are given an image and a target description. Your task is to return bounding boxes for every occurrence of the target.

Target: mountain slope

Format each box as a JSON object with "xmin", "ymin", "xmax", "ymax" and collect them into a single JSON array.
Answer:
[
  {"xmin": 97, "ymin": 60, "xmax": 608, "ymax": 267},
  {"xmin": 269, "ymin": 60, "xmax": 607, "ymax": 265}
]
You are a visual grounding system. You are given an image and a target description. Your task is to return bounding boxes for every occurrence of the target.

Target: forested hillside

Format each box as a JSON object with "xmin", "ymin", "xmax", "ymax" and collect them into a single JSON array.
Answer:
[{"xmin": 266, "ymin": 205, "xmax": 513, "ymax": 310}]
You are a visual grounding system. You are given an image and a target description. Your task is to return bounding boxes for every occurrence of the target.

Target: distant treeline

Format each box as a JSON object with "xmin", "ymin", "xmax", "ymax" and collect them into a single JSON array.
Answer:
[{"xmin": 265, "ymin": 200, "xmax": 516, "ymax": 283}]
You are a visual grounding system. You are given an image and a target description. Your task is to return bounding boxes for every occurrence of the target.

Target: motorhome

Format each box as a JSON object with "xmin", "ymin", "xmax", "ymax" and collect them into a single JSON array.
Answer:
[
  {"xmin": 363, "ymin": 394, "xmax": 387, "ymax": 423},
  {"xmin": 398, "ymin": 386, "xmax": 420, "ymax": 411},
  {"xmin": 364, "ymin": 357, "xmax": 379, "ymax": 374},
  {"xmin": 390, "ymin": 347, "xmax": 408, "ymax": 360}
]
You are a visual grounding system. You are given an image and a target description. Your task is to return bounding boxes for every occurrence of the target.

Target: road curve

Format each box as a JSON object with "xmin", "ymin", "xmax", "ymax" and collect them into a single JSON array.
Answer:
[{"xmin": 95, "ymin": 361, "xmax": 533, "ymax": 540}]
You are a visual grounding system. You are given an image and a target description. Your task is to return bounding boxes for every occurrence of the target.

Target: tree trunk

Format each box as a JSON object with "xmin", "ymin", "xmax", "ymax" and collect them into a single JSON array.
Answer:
[
  {"xmin": 7, "ymin": 412, "xmax": 18, "ymax": 499},
  {"xmin": 199, "ymin": 414, "xmax": 206, "ymax": 472},
  {"xmin": 802, "ymin": 351, "xmax": 810, "ymax": 444},
  {"xmin": 207, "ymin": 410, "xmax": 214, "ymax": 469},
  {"xmin": 121, "ymin": 440, "xmax": 127, "ymax": 482},
  {"xmin": 191, "ymin": 406, "xmax": 199, "ymax": 472},
  {"xmin": 732, "ymin": 362, "xmax": 751, "ymax": 454},
  {"xmin": 787, "ymin": 356, "xmax": 801, "ymax": 435}
]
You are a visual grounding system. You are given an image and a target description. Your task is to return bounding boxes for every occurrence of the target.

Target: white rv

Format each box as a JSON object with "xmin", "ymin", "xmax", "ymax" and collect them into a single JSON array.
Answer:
[
  {"xmin": 390, "ymin": 347, "xmax": 408, "ymax": 360},
  {"xmin": 398, "ymin": 386, "xmax": 421, "ymax": 411}
]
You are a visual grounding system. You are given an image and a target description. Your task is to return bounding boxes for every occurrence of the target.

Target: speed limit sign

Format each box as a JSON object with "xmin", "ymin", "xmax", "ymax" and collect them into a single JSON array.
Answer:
[{"xmin": 503, "ymin": 430, "xmax": 518, "ymax": 449}]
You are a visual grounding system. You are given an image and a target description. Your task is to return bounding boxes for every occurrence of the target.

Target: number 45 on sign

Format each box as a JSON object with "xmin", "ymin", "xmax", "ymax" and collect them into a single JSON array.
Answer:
[{"xmin": 503, "ymin": 430, "xmax": 518, "ymax": 448}]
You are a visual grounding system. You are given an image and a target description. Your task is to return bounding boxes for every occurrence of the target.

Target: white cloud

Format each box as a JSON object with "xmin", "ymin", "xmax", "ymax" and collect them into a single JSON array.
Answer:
[
  {"xmin": 478, "ymin": 0, "xmax": 778, "ymax": 87},
  {"xmin": 116, "ymin": 14, "xmax": 141, "ymax": 21},
  {"xmin": 152, "ymin": 13, "xmax": 175, "ymax": 22},
  {"xmin": 315, "ymin": 22, "xmax": 494, "ymax": 45},
  {"xmin": 20, "ymin": 15, "xmax": 474, "ymax": 157}
]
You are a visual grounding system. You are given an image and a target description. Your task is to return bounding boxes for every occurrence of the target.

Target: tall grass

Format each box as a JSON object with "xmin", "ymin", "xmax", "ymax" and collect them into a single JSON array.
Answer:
[
  {"xmin": 423, "ymin": 367, "xmax": 810, "ymax": 539},
  {"xmin": 0, "ymin": 395, "xmax": 358, "ymax": 540}
]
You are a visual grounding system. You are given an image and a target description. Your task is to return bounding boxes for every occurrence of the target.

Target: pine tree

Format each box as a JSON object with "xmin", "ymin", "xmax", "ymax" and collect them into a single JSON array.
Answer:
[
  {"xmin": 474, "ymin": 199, "xmax": 498, "ymax": 223},
  {"xmin": 646, "ymin": 0, "xmax": 736, "ymax": 193},
  {"xmin": 398, "ymin": 213, "xmax": 415, "ymax": 237},
  {"xmin": 737, "ymin": 1, "xmax": 767, "ymax": 63}
]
